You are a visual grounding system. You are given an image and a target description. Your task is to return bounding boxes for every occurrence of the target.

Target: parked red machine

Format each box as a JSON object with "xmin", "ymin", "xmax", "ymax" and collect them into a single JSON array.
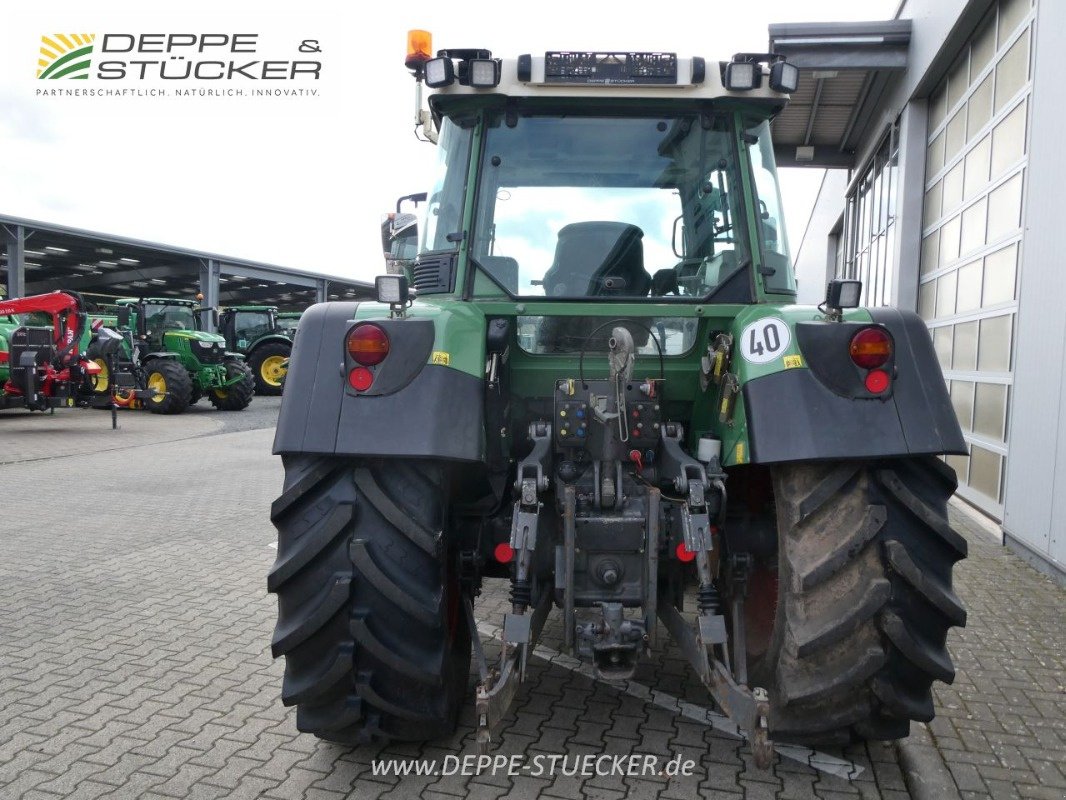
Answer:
[{"xmin": 0, "ymin": 290, "xmax": 103, "ymax": 411}]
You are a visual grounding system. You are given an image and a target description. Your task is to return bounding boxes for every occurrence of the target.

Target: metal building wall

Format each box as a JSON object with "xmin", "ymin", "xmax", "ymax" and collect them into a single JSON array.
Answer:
[
  {"xmin": 1001, "ymin": 0, "xmax": 1066, "ymax": 576},
  {"xmin": 917, "ymin": 0, "xmax": 1036, "ymax": 517}
]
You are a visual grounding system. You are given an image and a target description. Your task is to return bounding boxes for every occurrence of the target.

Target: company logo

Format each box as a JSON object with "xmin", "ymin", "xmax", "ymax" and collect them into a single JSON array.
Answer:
[{"xmin": 37, "ymin": 34, "xmax": 97, "ymax": 80}]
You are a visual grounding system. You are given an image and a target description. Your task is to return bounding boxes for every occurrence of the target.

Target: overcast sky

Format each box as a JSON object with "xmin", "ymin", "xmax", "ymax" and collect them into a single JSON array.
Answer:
[{"xmin": 0, "ymin": 0, "xmax": 897, "ymax": 281}]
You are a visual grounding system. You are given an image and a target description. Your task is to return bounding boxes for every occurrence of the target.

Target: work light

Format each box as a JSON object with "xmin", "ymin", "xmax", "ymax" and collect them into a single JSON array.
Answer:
[
  {"xmin": 770, "ymin": 61, "xmax": 799, "ymax": 93},
  {"xmin": 724, "ymin": 60, "xmax": 757, "ymax": 91},
  {"xmin": 468, "ymin": 58, "xmax": 501, "ymax": 88},
  {"xmin": 825, "ymin": 279, "xmax": 862, "ymax": 310},
  {"xmin": 424, "ymin": 57, "xmax": 454, "ymax": 87},
  {"xmin": 376, "ymin": 274, "xmax": 409, "ymax": 306}
]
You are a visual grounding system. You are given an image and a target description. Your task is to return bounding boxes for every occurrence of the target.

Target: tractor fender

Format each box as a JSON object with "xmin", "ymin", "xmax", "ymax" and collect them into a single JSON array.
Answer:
[
  {"xmin": 248, "ymin": 334, "xmax": 292, "ymax": 351},
  {"xmin": 142, "ymin": 352, "xmax": 180, "ymax": 361},
  {"xmin": 738, "ymin": 307, "xmax": 966, "ymax": 464},
  {"xmin": 273, "ymin": 301, "xmax": 486, "ymax": 462}
]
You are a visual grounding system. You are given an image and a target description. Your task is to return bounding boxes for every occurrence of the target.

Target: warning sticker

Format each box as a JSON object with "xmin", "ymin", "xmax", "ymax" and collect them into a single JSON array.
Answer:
[
  {"xmin": 783, "ymin": 355, "xmax": 803, "ymax": 369},
  {"xmin": 430, "ymin": 351, "xmax": 450, "ymax": 366},
  {"xmin": 735, "ymin": 442, "xmax": 746, "ymax": 463}
]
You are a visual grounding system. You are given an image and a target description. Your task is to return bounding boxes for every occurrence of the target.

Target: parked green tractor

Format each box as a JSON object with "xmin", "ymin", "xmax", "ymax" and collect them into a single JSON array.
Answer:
[
  {"xmin": 218, "ymin": 305, "xmax": 294, "ymax": 395},
  {"xmin": 113, "ymin": 298, "xmax": 254, "ymax": 413},
  {"xmin": 269, "ymin": 39, "xmax": 968, "ymax": 766},
  {"xmin": 276, "ymin": 311, "xmax": 302, "ymax": 338},
  {"xmin": 0, "ymin": 314, "xmax": 16, "ymax": 385}
]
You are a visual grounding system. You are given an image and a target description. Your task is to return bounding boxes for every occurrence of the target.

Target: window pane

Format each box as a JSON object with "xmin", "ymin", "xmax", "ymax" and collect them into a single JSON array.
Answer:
[
  {"xmin": 991, "ymin": 99, "xmax": 1027, "ymax": 178},
  {"xmin": 945, "ymin": 108, "xmax": 967, "ymax": 162},
  {"xmin": 924, "ymin": 180, "xmax": 943, "ymax": 228},
  {"xmin": 964, "ymin": 135, "xmax": 991, "ymax": 199},
  {"xmin": 960, "ymin": 198, "xmax": 988, "ymax": 257},
  {"xmin": 971, "ymin": 12, "xmax": 997, "ymax": 80},
  {"xmin": 951, "ymin": 380, "xmax": 975, "ymax": 430},
  {"xmin": 947, "ymin": 53, "xmax": 969, "ymax": 110},
  {"xmin": 934, "ymin": 325, "xmax": 953, "ymax": 370},
  {"xmin": 943, "ymin": 161, "xmax": 964, "ymax": 212},
  {"xmin": 974, "ymin": 382, "xmax": 1007, "ymax": 440},
  {"xmin": 968, "ymin": 445, "xmax": 1001, "ymax": 502},
  {"xmin": 967, "ymin": 74, "xmax": 994, "ymax": 141},
  {"xmin": 998, "ymin": 0, "xmax": 1030, "ymax": 47},
  {"xmin": 956, "ymin": 260, "xmax": 983, "ymax": 312},
  {"xmin": 936, "ymin": 270, "xmax": 957, "ymax": 318},
  {"xmin": 995, "ymin": 29, "xmax": 1030, "ymax": 112},
  {"xmin": 978, "ymin": 314, "xmax": 1013, "ymax": 371},
  {"xmin": 982, "ymin": 243, "xmax": 1017, "ymax": 306},
  {"xmin": 986, "ymin": 171, "xmax": 1023, "ymax": 242},
  {"xmin": 940, "ymin": 215, "xmax": 961, "ymax": 265},
  {"xmin": 921, "ymin": 231, "xmax": 940, "ymax": 275},
  {"xmin": 954, "ymin": 320, "xmax": 979, "ymax": 371},
  {"xmin": 927, "ymin": 131, "xmax": 945, "ymax": 176},
  {"xmin": 919, "ymin": 280, "xmax": 936, "ymax": 319},
  {"xmin": 947, "ymin": 452, "xmax": 970, "ymax": 484},
  {"xmin": 929, "ymin": 82, "xmax": 948, "ymax": 130}
]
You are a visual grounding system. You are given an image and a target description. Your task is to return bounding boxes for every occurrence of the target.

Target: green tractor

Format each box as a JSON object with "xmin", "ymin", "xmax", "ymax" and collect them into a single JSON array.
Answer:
[
  {"xmin": 269, "ymin": 41, "xmax": 968, "ymax": 765},
  {"xmin": 0, "ymin": 314, "xmax": 17, "ymax": 385},
  {"xmin": 218, "ymin": 305, "xmax": 294, "ymax": 396},
  {"xmin": 113, "ymin": 297, "xmax": 254, "ymax": 413},
  {"xmin": 276, "ymin": 311, "xmax": 302, "ymax": 338}
]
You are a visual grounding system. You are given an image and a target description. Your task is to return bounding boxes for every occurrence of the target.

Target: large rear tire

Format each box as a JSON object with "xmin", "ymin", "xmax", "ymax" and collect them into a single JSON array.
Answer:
[
  {"xmin": 249, "ymin": 342, "xmax": 290, "ymax": 396},
  {"xmin": 268, "ymin": 457, "xmax": 470, "ymax": 743},
  {"xmin": 747, "ymin": 457, "xmax": 967, "ymax": 745}
]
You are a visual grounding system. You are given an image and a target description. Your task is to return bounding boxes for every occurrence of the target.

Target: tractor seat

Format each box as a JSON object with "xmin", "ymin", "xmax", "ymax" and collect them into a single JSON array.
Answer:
[
  {"xmin": 542, "ymin": 222, "xmax": 651, "ymax": 298},
  {"xmin": 537, "ymin": 222, "xmax": 653, "ymax": 352}
]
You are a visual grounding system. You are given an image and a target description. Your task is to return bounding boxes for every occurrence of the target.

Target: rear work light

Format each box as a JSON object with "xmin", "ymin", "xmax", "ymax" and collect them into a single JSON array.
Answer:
[
  {"xmin": 849, "ymin": 327, "xmax": 892, "ymax": 369},
  {"xmin": 347, "ymin": 323, "xmax": 390, "ymax": 366}
]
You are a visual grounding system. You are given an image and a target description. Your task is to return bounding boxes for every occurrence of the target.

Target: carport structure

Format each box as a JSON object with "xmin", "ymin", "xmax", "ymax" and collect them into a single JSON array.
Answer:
[
  {"xmin": 768, "ymin": 20, "xmax": 912, "ymax": 168},
  {"xmin": 1, "ymin": 214, "xmax": 373, "ymax": 318}
]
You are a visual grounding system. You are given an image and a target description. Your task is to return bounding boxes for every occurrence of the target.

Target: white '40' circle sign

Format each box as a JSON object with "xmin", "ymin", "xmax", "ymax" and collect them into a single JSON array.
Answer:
[{"xmin": 739, "ymin": 317, "xmax": 791, "ymax": 364}]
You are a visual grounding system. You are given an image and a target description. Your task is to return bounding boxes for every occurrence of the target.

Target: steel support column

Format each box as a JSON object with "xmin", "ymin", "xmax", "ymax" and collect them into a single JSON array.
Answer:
[
  {"xmin": 316, "ymin": 278, "xmax": 328, "ymax": 304},
  {"xmin": 3, "ymin": 224, "xmax": 27, "ymax": 299},
  {"xmin": 199, "ymin": 258, "xmax": 220, "ymax": 331},
  {"xmin": 891, "ymin": 101, "xmax": 928, "ymax": 311}
]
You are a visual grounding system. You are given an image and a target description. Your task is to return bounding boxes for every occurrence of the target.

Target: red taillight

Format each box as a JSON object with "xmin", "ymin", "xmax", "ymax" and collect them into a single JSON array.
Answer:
[
  {"xmin": 348, "ymin": 366, "xmax": 374, "ymax": 391},
  {"xmin": 494, "ymin": 542, "xmax": 514, "ymax": 563},
  {"xmin": 849, "ymin": 327, "xmax": 892, "ymax": 369},
  {"xmin": 865, "ymin": 369, "xmax": 890, "ymax": 394},
  {"xmin": 675, "ymin": 541, "xmax": 696, "ymax": 562},
  {"xmin": 347, "ymin": 323, "xmax": 389, "ymax": 366}
]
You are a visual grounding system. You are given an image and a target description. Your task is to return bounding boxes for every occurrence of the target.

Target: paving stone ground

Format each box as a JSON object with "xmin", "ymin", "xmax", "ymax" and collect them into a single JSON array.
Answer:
[{"xmin": 0, "ymin": 403, "xmax": 1062, "ymax": 799}]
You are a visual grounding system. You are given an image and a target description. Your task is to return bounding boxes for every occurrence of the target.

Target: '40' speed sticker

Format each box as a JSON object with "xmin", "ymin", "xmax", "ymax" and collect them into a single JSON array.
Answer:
[{"xmin": 739, "ymin": 317, "xmax": 791, "ymax": 364}]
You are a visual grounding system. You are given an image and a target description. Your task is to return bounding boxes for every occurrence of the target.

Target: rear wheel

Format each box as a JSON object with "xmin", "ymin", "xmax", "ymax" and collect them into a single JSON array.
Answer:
[
  {"xmin": 268, "ymin": 457, "xmax": 470, "ymax": 743},
  {"xmin": 144, "ymin": 360, "xmax": 192, "ymax": 415},
  {"xmin": 249, "ymin": 342, "xmax": 290, "ymax": 396},
  {"xmin": 208, "ymin": 361, "xmax": 254, "ymax": 411},
  {"xmin": 745, "ymin": 457, "xmax": 967, "ymax": 745}
]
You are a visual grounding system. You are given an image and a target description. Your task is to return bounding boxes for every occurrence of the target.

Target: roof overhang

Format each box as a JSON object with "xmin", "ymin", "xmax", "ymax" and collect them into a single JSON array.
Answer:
[
  {"xmin": 768, "ymin": 20, "xmax": 911, "ymax": 168},
  {"xmin": 1, "ymin": 214, "xmax": 372, "ymax": 311}
]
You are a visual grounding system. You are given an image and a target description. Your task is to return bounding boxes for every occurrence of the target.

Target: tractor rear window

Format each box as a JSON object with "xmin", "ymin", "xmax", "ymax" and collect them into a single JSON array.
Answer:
[
  {"xmin": 516, "ymin": 316, "xmax": 698, "ymax": 356},
  {"xmin": 470, "ymin": 112, "xmax": 751, "ymax": 301}
]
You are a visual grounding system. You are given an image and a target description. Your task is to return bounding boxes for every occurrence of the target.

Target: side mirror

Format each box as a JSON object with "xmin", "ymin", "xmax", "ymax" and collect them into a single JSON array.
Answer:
[{"xmin": 116, "ymin": 307, "xmax": 131, "ymax": 328}]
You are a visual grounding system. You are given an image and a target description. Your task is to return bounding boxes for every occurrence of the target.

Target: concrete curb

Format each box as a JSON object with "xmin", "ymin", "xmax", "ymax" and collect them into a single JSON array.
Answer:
[{"xmin": 897, "ymin": 722, "xmax": 961, "ymax": 800}]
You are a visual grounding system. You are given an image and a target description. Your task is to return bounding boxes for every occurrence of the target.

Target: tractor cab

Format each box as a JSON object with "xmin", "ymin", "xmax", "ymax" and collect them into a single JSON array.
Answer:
[{"xmin": 219, "ymin": 306, "xmax": 279, "ymax": 351}]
